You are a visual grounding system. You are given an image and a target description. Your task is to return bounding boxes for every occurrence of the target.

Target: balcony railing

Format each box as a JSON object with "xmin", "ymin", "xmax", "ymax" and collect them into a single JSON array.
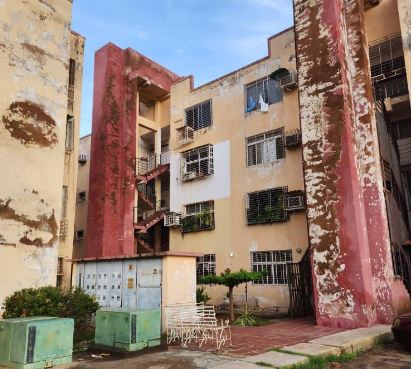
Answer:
[
  {"xmin": 374, "ymin": 75, "xmax": 409, "ymax": 101},
  {"xmin": 181, "ymin": 212, "xmax": 215, "ymax": 233},
  {"xmin": 246, "ymin": 205, "xmax": 287, "ymax": 225},
  {"xmin": 135, "ymin": 151, "xmax": 170, "ymax": 176}
]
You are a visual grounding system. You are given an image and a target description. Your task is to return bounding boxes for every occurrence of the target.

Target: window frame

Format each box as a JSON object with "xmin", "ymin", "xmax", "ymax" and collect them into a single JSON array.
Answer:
[
  {"xmin": 182, "ymin": 200, "xmax": 215, "ymax": 233},
  {"xmin": 246, "ymin": 128, "xmax": 285, "ymax": 166},
  {"xmin": 251, "ymin": 250, "xmax": 293, "ymax": 285},
  {"xmin": 245, "ymin": 76, "xmax": 283, "ymax": 112},
  {"xmin": 196, "ymin": 254, "xmax": 216, "ymax": 282},
  {"xmin": 185, "ymin": 99, "xmax": 212, "ymax": 131},
  {"xmin": 181, "ymin": 144, "xmax": 214, "ymax": 180}
]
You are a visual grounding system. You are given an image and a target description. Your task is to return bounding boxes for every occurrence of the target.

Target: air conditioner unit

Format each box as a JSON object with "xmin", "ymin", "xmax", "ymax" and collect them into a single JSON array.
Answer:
[
  {"xmin": 164, "ymin": 212, "xmax": 182, "ymax": 227},
  {"xmin": 78, "ymin": 153, "xmax": 87, "ymax": 164},
  {"xmin": 279, "ymin": 70, "xmax": 298, "ymax": 91},
  {"xmin": 182, "ymin": 171, "xmax": 198, "ymax": 182},
  {"xmin": 285, "ymin": 129, "xmax": 302, "ymax": 149},
  {"xmin": 286, "ymin": 191, "xmax": 305, "ymax": 211},
  {"xmin": 176, "ymin": 126, "xmax": 194, "ymax": 146}
]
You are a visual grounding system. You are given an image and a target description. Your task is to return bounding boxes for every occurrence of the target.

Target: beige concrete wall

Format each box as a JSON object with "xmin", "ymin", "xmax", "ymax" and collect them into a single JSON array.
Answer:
[
  {"xmin": 161, "ymin": 255, "xmax": 196, "ymax": 331},
  {"xmin": 0, "ymin": 0, "xmax": 73, "ymax": 311},
  {"xmin": 397, "ymin": 0, "xmax": 411, "ymax": 96},
  {"xmin": 73, "ymin": 134, "xmax": 91, "ymax": 259},
  {"xmin": 59, "ymin": 31, "xmax": 84, "ymax": 288},
  {"xmin": 168, "ymin": 29, "xmax": 308, "ymax": 311},
  {"xmin": 364, "ymin": 0, "xmax": 402, "ymax": 41}
]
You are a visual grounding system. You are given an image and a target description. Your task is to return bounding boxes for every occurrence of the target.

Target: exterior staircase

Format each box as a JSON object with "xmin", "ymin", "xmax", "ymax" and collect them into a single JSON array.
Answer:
[
  {"xmin": 136, "ymin": 164, "xmax": 169, "ymax": 184},
  {"xmin": 137, "ymin": 189, "xmax": 154, "ymax": 210},
  {"xmin": 134, "ymin": 210, "xmax": 166, "ymax": 234}
]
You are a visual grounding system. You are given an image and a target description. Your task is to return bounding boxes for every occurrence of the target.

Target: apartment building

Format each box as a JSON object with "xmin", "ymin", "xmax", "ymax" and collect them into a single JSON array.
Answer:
[
  {"xmin": 77, "ymin": 0, "xmax": 410, "ymax": 328},
  {"xmin": 166, "ymin": 28, "xmax": 307, "ymax": 312},
  {"xmin": 0, "ymin": 0, "xmax": 84, "ymax": 308}
]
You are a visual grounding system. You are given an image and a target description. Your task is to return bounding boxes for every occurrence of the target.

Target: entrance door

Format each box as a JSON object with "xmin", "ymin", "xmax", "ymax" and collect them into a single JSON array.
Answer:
[
  {"xmin": 136, "ymin": 258, "xmax": 162, "ymax": 309},
  {"xmin": 287, "ymin": 251, "xmax": 314, "ymax": 318}
]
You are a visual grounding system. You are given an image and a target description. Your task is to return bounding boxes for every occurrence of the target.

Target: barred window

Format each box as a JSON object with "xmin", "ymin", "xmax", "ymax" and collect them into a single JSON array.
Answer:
[
  {"xmin": 245, "ymin": 77, "xmax": 282, "ymax": 112},
  {"xmin": 69, "ymin": 58, "xmax": 76, "ymax": 86},
  {"xmin": 196, "ymin": 254, "xmax": 216, "ymax": 282},
  {"xmin": 61, "ymin": 186, "xmax": 68, "ymax": 218},
  {"xmin": 182, "ymin": 201, "xmax": 214, "ymax": 233},
  {"xmin": 251, "ymin": 250, "xmax": 292, "ymax": 285},
  {"xmin": 246, "ymin": 129, "xmax": 285, "ymax": 166},
  {"xmin": 246, "ymin": 187, "xmax": 287, "ymax": 224},
  {"xmin": 185, "ymin": 100, "xmax": 212, "ymax": 131},
  {"xmin": 65, "ymin": 116, "xmax": 74, "ymax": 151},
  {"xmin": 369, "ymin": 34, "xmax": 405, "ymax": 78},
  {"xmin": 181, "ymin": 144, "xmax": 214, "ymax": 181}
]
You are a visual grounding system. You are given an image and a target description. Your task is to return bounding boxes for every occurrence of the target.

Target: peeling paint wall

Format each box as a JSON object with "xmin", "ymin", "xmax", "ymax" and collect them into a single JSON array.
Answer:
[
  {"xmin": 169, "ymin": 29, "xmax": 309, "ymax": 311},
  {"xmin": 293, "ymin": 0, "xmax": 395, "ymax": 328},
  {"xmin": 0, "ymin": 0, "xmax": 73, "ymax": 309}
]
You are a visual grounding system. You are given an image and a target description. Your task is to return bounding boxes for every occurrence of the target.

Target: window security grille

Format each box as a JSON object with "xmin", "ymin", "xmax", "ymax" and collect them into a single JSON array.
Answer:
[
  {"xmin": 182, "ymin": 201, "xmax": 215, "ymax": 233},
  {"xmin": 245, "ymin": 77, "xmax": 282, "ymax": 112},
  {"xmin": 78, "ymin": 153, "xmax": 88, "ymax": 164},
  {"xmin": 369, "ymin": 34, "xmax": 405, "ymax": 79},
  {"xmin": 57, "ymin": 257, "xmax": 64, "ymax": 276},
  {"xmin": 69, "ymin": 59, "xmax": 76, "ymax": 86},
  {"xmin": 196, "ymin": 254, "xmax": 216, "ymax": 282},
  {"xmin": 185, "ymin": 100, "xmax": 212, "ymax": 131},
  {"xmin": 246, "ymin": 187, "xmax": 287, "ymax": 225},
  {"xmin": 246, "ymin": 129, "xmax": 285, "ymax": 166},
  {"xmin": 251, "ymin": 250, "xmax": 292, "ymax": 285},
  {"xmin": 65, "ymin": 116, "xmax": 74, "ymax": 151},
  {"xmin": 181, "ymin": 145, "xmax": 214, "ymax": 181}
]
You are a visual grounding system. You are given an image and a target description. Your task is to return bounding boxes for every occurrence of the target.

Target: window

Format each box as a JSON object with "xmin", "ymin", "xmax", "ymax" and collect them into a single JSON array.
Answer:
[
  {"xmin": 76, "ymin": 230, "xmax": 84, "ymax": 240},
  {"xmin": 61, "ymin": 186, "xmax": 68, "ymax": 218},
  {"xmin": 182, "ymin": 201, "xmax": 214, "ymax": 233},
  {"xmin": 196, "ymin": 254, "xmax": 216, "ymax": 282},
  {"xmin": 181, "ymin": 145, "xmax": 214, "ymax": 181},
  {"xmin": 251, "ymin": 250, "xmax": 292, "ymax": 285},
  {"xmin": 246, "ymin": 187, "xmax": 287, "ymax": 224},
  {"xmin": 77, "ymin": 191, "xmax": 86, "ymax": 202},
  {"xmin": 56, "ymin": 257, "xmax": 64, "ymax": 288},
  {"xmin": 185, "ymin": 100, "xmax": 212, "ymax": 131},
  {"xmin": 65, "ymin": 116, "xmax": 74, "ymax": 151},
  {"xmin": 246, "ymin": 129, "xmax": 285, "ymax": 166},
  {"xmin": 69, "ymin": 58, "xmax": 76, "ymax": 86},
  {"xmin": 245, "ymin": 77, "xmax": 282, "ymax": 112}
]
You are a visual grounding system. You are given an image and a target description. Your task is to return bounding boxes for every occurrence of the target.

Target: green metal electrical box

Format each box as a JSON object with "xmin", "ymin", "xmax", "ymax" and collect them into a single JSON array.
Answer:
[
  {"xmin": 95, "ymin": 309, "xmax": 161, "ymax": 351},
  {"xmin": 0, "ymin": 316, "xmax": 74, "ymax": 369}
]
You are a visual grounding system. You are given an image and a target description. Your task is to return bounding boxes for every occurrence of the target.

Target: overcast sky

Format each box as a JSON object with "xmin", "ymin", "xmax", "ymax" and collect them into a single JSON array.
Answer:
[{"xmin": 71, "ymin": 0, "xmax": 294, "ymax": 136}]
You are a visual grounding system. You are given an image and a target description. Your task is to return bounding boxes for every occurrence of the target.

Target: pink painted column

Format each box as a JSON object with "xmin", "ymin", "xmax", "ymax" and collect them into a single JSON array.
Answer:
[
  {"xmin": 293, "ymin": 0, "xmax": 394, "ymax": 328},
  {"xmin": 86, "ymin": 43, "xmax": 136, "ymax": 257}
]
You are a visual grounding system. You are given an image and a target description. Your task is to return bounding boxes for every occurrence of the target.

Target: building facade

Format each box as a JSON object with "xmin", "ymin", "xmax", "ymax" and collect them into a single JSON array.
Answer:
[
  {"xmin": 78, "ymin": 0, "xmax": 410, "ymax": 327},
  {"xmin": 0, "ymin": 0, "xmax": 83, "ymax": 309}
]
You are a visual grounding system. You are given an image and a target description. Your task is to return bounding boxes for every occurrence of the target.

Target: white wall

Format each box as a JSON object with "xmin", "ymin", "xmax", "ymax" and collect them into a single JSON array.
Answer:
[{"xmin": 169, "ymin": 140, "xmax": 231, "ymax": 212}]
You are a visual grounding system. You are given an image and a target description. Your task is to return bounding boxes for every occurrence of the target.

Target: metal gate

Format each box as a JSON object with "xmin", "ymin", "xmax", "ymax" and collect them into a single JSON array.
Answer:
[{"xmin": 287, "ymin": 252, "xmax": 314, "ymax": 318}]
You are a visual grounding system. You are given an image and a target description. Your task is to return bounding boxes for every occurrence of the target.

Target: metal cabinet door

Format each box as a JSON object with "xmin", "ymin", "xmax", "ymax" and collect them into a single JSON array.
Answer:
[
  {"xmin": 122, "ymin": 260, "xmax": 137, "ymax": 308},
  {"xmin": 84, "ymin": 262, "xmax": 97, "ymax": 299},
  {"xmin": 96, "ymin": 262, "xmax": 109, "ymax": 307},
  {"xmin": 76, "ymin": 263, "xmax": 85, "ymax": 289},
  {"xmin": 109, "ymin": 261, "xmax": 123, "ymax": 308},
  {"xmin": 136, "ymin": 258, "xmax": 162, "ymax": 309}
]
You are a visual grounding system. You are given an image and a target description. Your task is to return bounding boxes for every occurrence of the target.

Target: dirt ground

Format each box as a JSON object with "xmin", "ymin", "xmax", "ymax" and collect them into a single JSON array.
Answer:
[{"xmin": 339, "ymin": 343, "xmax": 410, "ymax": 369}]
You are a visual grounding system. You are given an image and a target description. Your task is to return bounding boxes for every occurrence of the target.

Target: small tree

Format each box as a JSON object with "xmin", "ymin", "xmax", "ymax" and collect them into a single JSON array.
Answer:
[{"xmin": 199, "ymin": 268, "xmax": 264, "ymax": 322}]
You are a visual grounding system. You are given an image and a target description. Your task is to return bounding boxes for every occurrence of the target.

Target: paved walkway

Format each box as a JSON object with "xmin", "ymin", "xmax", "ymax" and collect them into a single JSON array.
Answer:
[{"xmin": 178, "ymin": 317, "xmax": 344, "ymax": 357}]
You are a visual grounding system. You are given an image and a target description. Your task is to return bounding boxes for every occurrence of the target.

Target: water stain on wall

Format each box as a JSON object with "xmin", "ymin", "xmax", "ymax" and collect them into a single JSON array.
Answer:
[{"xmin": 2, "ymin": 101, "xmax": 58, "ymax": 147}]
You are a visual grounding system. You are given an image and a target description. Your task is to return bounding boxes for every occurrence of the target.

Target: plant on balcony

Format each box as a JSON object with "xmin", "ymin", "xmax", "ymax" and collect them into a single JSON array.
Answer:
[{"xmin": 199, "ymin": 268, "xmax": 264, "ymax": 322}]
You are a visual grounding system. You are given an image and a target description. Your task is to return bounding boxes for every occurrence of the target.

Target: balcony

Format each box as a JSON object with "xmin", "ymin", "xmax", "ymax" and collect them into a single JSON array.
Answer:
[{"xmin": 181, "ymin": 212, "xmax": 215, "ymax": 233}]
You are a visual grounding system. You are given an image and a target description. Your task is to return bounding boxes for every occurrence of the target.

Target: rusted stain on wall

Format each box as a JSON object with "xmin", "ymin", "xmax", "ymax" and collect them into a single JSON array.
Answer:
[
  {"xmin": 2, "ymin": 101, "xmax": 57, "ymax": 147},
  {"xmin": 0, "ymin": 189, "xmax": 58, "ymax": 247}
]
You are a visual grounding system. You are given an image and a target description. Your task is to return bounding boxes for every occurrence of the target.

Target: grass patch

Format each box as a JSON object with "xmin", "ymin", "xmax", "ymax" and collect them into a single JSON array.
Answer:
[{"xmin": 272, "ymin": 348, "xmax": 360, "ymax": 369}]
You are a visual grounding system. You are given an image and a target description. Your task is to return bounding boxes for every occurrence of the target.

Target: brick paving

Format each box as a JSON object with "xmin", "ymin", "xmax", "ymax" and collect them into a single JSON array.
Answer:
[{"xmin": 177, "ymin": 317, "xmax": 345, "ymax": 357}]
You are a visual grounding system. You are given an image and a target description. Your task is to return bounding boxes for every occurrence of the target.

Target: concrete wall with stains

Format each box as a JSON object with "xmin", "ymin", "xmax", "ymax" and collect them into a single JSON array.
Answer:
[
  {"xmin": 59, "ymin": 30, "xmax": 84, "ymax": 288},
  {"xmin": 293, "ymin": 0, "xmax": 397, "ymax": 328},
  {"xmin": 168, "ymin": 29, "xmax": 309, "ymax": 311},
  {"xmin": 0, "ymin": 0, "xmax": 73, "ymax": 309}
]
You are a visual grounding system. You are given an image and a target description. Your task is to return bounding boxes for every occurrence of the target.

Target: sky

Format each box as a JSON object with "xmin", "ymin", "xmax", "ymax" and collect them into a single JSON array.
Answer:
[{"xmin": 71, "ymin": 0, "xmax": 294, "ymax": 137}]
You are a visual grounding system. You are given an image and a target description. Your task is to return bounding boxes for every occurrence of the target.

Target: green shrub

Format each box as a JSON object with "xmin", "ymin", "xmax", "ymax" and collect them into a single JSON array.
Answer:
[
  {"xmin": 234, "ymin": 305, "xmax": 258, "ymax": 326},
  {"xmin": 2, "ymin": 286, "xmax": 99, "ymax": 343},
  {"xmin": 196, "ymin": 286, "xmax": 211, "ymax": 304}
]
